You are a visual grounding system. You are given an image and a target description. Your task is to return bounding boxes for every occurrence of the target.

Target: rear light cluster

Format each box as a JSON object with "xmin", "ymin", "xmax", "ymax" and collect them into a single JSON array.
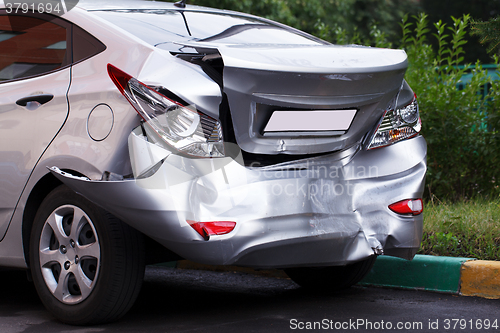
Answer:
[
  {"xmin": 368, "ymin": 93, "xmax": 421, "ymax": 149},
  {"xmin": 389, "ymin": 199, "xmax": 423, "ymax": 216},
  {"xmin": 107, "ymin": 64, "xmax": 225, "ymax": 158}
]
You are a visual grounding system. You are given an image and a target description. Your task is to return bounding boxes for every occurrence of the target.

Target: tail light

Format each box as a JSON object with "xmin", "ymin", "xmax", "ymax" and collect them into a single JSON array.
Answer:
[
  {"xmin": 389, "ymin": 199, "xmax": 423, "ymax": 216},
  {"xmin": 107, "ymin": 64, "xmax": 224, "ymax": 158},
  {"xmin": 368, "ymin": 93, "xmax": 421, "ymax": 149}
]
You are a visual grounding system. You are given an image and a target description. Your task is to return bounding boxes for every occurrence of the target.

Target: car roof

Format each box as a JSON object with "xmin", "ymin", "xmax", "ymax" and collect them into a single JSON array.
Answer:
[
  {"xmin": 76, "ymin": 0, "xmax": 221, "ymax": 13},
  {"xmin": 77, "ymin": 0, "xmax": 175, "ymax": 10}
]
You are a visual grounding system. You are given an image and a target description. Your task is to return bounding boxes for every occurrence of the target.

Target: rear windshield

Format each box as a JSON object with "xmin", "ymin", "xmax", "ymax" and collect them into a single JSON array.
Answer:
[{"xmin": 92, "ymin": 9, "xmax": 324, "ymax": 46}]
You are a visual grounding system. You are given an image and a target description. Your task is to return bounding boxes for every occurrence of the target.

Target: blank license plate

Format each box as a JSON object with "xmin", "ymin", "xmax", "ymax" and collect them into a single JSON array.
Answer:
[{"xmin": 264, "ymin": 109, "xmax": 357, "ymax": 132}]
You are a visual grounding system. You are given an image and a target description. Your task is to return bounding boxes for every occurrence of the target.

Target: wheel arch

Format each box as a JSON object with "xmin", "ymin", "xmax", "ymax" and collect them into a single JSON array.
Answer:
[
  {"xmin": 22, "ymin": 169, "xmax": 86, "ymax": 267},
  {"xmin": 22, "ymin": 170, "xmax": 183, "ymax": 267}
]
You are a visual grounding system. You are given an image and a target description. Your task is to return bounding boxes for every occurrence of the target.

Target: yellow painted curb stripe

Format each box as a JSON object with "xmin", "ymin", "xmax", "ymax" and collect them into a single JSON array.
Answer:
[{"xmin": 461, "ymin": 260, "xmax": 500, "ymax": 299}]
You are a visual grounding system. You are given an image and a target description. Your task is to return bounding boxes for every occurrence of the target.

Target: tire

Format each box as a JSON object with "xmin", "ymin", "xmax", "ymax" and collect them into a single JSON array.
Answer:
[
  {"xmin": 284, "ymin": 256, "xmax": 377, "ymax": 292},
  {"xmin": 29, "ymin": 185, "xmax": 145, "ymax": 325}
]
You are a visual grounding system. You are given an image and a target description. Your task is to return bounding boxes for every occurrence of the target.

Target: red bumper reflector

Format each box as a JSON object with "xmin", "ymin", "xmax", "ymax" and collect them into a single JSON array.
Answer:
[
  {"xmin": 188, "ymin": 221, "xmax": 236, "ymax": 240},
  {"xmin": 389, "ymin": 199, "xmax": 423, "ymax": 216}
]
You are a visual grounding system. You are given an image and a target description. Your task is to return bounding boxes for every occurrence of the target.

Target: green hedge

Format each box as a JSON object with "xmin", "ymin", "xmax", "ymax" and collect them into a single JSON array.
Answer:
[{"xmin": 401, "ymin": 14, "xmax": 500, "ymax": 200}]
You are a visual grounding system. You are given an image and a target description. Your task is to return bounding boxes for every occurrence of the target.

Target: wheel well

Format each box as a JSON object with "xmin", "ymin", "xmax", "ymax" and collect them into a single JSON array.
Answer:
[
  {"xmin": 23, "ymin": 171, "xmax": 183, "ymax": 267},
  {"xmin": 22, "ymin": 170, "xmax": 85, "ymax": 267}
]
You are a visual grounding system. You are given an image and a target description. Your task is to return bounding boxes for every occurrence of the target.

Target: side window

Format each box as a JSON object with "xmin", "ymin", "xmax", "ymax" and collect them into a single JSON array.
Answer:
[
  {"xmin": 0, "ymin": 14, "xmax": 69, "ymax": 82},
  {"xmin": 72, "ymin": 24, "xmax": 106, "ymax": 64}
]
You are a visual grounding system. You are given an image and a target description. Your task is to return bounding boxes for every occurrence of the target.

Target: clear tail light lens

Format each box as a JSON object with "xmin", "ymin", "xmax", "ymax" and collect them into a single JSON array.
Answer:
[
  {"xmin": 389, "ymin": 199, "xmax": 423, "ymax": 216},
  {"xmin": 368, "ymin": 93, "xmax": 421, "ymax": 149},
  {"xmin": 107, "ymin": 64, "xmax": 225, "ymax": 158}
]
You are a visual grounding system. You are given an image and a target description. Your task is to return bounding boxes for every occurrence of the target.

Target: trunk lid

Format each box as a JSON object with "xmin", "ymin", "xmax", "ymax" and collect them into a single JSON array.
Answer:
[{"xmin": 217, "ymin": 44, "xmax": 407, "ymax": 155}]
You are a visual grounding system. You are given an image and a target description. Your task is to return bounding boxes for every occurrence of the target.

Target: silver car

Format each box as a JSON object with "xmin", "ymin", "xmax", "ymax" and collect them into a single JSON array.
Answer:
[{"xmin": 0, "ymin": 0, "xmax": 426, "ymax": 325}]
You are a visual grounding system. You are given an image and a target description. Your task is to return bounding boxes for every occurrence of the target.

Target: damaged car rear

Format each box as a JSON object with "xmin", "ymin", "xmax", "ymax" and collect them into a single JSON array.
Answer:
[{"xmin": 0, "ymin": 0, "xmax": 426, "ymax": 325}]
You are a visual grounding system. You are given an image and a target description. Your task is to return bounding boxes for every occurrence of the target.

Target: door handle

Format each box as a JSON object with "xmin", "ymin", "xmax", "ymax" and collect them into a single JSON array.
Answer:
[{"xmin": 16, "ymin": 94, "xmax": 54, "ymax": 107}]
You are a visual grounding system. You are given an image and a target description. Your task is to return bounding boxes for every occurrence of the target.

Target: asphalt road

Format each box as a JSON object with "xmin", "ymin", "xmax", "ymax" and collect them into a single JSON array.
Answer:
[{"xmin": 0, "ymin": 266, "xmax": 498, "ymax": 333}]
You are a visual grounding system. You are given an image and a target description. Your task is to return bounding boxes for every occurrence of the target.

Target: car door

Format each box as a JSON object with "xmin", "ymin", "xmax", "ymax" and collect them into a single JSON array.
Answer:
[{"xmin": 0, "ymin": 12, "xmax": 71, "ymax": 239}]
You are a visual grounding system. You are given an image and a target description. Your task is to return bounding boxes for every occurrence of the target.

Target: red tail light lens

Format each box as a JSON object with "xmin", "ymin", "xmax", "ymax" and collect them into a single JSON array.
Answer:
[
  {"xmin": 107, "ymin": 64, "xmax": 133, "ymax": 93},
  {"xmin": 188, "ymin": 221, "xmax": 236, "ymax": 240},
  {"xmin": 389, "ymin": 199, "xmax": 423, "ymax": 216}
]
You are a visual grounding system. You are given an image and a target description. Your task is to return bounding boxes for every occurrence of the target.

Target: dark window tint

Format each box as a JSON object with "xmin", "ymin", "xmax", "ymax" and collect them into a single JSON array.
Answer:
[
  {"xmin": 72, "ymin": 24, "xmax": 106, "ymax": 64},
  {"xmin": 0, "ymin": 15, "xmax": 68, "ymax": 81}
]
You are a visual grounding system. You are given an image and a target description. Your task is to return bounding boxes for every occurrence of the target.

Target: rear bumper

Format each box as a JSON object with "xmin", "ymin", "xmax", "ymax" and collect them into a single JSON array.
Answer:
[{"xmin": 51, "ymin": 135, "xmax": 426, "ymax": 268}]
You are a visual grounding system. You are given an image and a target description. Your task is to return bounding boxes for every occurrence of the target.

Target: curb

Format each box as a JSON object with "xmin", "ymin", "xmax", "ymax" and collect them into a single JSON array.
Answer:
[
  {"xmin": 360, "ymin": 255, "xmax": 500, "ymax": 299},
  {"xmin": 167, "ymin": 255, "xmax": 500, "ymax": 299},
  {"xmin": 460, "ymin": 260, "xmax": 500, "ymax": 299},
  {"xmin": 359, "ymin": 255, "xmax": 472, "ymax": 293}
]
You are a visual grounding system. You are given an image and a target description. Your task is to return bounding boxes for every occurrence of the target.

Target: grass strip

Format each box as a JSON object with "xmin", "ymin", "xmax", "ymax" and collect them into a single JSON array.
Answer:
[{"xmin": 418, "ymin": 197, "xmax": 500, "ymax": 261}]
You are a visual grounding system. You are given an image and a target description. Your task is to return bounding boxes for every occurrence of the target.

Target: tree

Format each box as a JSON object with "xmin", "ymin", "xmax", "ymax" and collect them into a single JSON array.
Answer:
[
  {"xmin": 471, "ymin": 16, "xmax": 500, "ymax": 55},
  {"xmin": 421, "ymin": 0, "xmax": 500, "ymax": 62}
]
